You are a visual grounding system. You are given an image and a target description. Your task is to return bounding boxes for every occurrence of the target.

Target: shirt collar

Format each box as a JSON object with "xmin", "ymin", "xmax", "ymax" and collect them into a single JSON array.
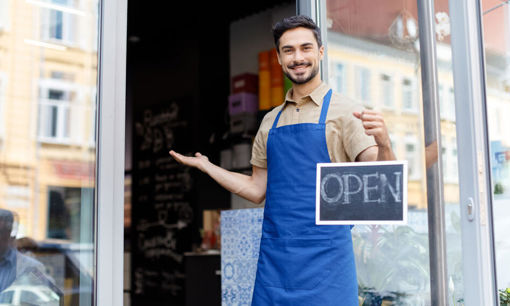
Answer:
[{"xmin": 284, "ymin": 82, "xmax": 331, "ymax": 107}]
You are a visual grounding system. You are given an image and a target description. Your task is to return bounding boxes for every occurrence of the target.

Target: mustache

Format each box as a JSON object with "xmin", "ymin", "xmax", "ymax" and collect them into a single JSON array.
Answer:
[{"xmin": 288, "ymin": 62, "xmax": 312, "ymax": 69}]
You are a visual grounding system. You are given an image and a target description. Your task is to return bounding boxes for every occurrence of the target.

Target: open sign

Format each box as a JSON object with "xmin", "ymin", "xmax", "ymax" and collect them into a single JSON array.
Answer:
[{"xmin": 316, "ymin": 161, "xmax": 408, "ymax": 225}]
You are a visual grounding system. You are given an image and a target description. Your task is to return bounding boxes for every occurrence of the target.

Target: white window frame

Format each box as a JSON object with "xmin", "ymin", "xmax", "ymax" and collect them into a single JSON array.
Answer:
[
  {"xmin": 380, "ymin": 72, "xmax": 394, "ymax": 110},
  {"xmin": 38, "ymin": 96, "xmax": 71, "ymax": 142},
  {"xmin": 331, "ymin": 61, "xmax": 346, "ymax": 94},
  {"xmin": 404, "ymin": 133, "xmax": 420, "ymax": 180},
  {"xmin": 40, "ymin": 0, "xmax": 77, "ymax": 46},
  {"xmin": 38, "ymin": 80, "xmax": 78, "ymax": 144},
  {"xmin": 439, "ymin": 84, "xmax": 456, "ymax": 122},
  {"xmin": 355, "ymin": 66, "xmax": 371, "ymax": 106},
  {"xmin": 402, "ymin": 76, "xmax": 418, "ymax": 113}
]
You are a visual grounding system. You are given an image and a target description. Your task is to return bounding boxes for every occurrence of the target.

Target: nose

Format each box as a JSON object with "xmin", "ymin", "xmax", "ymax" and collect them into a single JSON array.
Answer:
[{"xmin": 293, "ymin": 50, "xmax": 305, "ymax": 62}]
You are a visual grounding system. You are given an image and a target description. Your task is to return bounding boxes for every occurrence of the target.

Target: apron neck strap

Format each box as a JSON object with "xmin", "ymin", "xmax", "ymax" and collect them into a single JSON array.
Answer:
[
  {"xmin": 318, "ymin": 89, "xmax": 333, "ymax": 124},
  {"xmin": 272, "ymin": 106, "xmax": 284, "ymax": 129},
  {"xmin": 271, "ymin": 88, "xmax": 333, "ymax": 129}
]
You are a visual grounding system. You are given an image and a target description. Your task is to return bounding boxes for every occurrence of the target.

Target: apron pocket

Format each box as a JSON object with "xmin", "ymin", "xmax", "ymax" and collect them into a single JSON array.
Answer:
[{"xmin": 257, "ymin": 237, "xmax": 333, "ymax": 290}]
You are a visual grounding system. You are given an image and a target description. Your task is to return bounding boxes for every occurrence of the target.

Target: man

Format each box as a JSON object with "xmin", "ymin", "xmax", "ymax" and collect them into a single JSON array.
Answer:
[
  {"xmin": 170, "ymin": 15, "xmax": 395, "ymax": 305},
  {"xmin": 0, "ymin": 209, "xmax": 47, "ymax": 292}
]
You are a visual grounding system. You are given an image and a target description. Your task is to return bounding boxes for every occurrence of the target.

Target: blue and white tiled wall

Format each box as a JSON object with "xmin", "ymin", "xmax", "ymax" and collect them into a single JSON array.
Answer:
[{"xmin": 221, "ymin": 208, "xmax": 264, "ymax": 306}]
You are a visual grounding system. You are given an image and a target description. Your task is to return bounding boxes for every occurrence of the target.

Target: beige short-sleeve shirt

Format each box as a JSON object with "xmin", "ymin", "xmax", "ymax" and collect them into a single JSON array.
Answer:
[{"xmin": 250, "ymin": 82, "xmax": 376, "ymax": 169}]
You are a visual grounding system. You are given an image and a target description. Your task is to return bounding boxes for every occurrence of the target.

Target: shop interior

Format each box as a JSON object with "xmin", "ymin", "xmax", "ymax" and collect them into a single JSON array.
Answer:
[{"xmin": 124, "ymin": 1, "xmax": 295, "ymax": 305}]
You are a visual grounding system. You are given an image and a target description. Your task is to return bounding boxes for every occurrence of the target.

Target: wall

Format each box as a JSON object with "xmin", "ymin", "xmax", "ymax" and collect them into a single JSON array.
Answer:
[{"xmin": 229, "ymin": 4, "xmax": 295, "ymax": 79}]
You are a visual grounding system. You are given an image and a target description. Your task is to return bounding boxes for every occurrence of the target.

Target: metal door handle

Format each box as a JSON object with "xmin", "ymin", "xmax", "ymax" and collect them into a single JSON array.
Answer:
[{"xmin": 467, "ymin": 197, "xmax": 475, "ymax": 221}]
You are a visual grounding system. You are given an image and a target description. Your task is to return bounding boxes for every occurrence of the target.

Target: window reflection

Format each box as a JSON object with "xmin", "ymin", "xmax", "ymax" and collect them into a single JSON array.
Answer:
[
  {"xmin": 326, "ymin": 0, "xmax": 461, "ymax": 304},
  {"xmin": 0, "ymin": 0, "xmax": 98, "ymax": 304},
  {"xmin": 0, "ymin": 209, "xmax": 61, "ymax": 305}
]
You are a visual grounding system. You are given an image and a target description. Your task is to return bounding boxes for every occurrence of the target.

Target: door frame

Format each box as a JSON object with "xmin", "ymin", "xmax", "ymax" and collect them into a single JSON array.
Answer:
[
  {"xmin": 95, "ymin": 0, "xmax": 127, "ymax": 305},
  {"xmin": 449, "ymin": 0, "xmax": 498, "ymax": 304}
]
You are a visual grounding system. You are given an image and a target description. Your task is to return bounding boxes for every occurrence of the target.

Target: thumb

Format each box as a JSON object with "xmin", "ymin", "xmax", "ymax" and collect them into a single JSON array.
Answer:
[{"xmin": 353, "ymin": 112, "xmax": 361, "ymax": 119}]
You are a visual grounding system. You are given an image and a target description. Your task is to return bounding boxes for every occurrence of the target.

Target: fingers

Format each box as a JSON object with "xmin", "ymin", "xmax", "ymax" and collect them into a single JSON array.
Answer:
[
  {"xmin": 169, "ymin": 150, "xmax": 208, "ymax": 169},
  {"xmin": 353, "ymin": 110, "xmax": 391, "ymax": 147},
  {"xmin": 363, "ymin": 127, "xmax": 383, "ymax": 136},
  {"xmin": 362, "ymin": 121, "xmax": 383, "ymax": 129},
  {"xmin": 169, "ymin": 150, "xmax": 186, "ymax": 164},
  {"xmin": 353, "ymin": 112, "xmax": 383, "ymax": 122}
]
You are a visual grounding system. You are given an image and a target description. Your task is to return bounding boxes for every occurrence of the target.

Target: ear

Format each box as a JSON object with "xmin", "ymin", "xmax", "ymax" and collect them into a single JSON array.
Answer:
[
  {"xmin": 277, "ymin": 51, "xmax": 282, "ymax": 65},
  {"xmin": 319, "ymin": 45, "xmax": 325, "ymax": 60}
]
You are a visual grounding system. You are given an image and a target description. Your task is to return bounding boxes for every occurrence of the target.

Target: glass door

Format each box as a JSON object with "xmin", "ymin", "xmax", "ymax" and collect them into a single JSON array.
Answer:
[
  {"xmin": 0, "ymin": 0, "xmax": 100, "ymax": 304},
  {"xmin": 302, "ymin": 0, "xmax": 508, "ymax": 304},
  {"xmin": 301, "ymin": 0, "xmax": 472, "ymax": 304},
  {"xmin": 322, "ymin": 1, "xmax": 437, "ymax": 304},
  {"xmin": 480, "ymin": 0, "xmax": 510, "ymax": 302}
]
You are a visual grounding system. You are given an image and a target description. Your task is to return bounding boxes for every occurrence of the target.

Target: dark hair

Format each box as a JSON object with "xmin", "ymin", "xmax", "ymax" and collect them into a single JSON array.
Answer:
[{"xmin": 272, "ymin": 15, "xmax": 322, "ymax": 52}]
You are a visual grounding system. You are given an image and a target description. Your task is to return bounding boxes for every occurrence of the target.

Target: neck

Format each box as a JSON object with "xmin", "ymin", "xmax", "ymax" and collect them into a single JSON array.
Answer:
[{"xmin": 291, "ymin": 76, "xmax": 322, "ymax": 101}]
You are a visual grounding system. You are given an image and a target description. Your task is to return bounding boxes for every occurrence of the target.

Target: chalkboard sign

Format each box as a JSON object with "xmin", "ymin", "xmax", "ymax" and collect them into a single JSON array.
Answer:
[
  {"xmin": 132, "ymin": 99, "xmax": 195, "ymax": 305},
  {"xmin": 316, "ymin": 161, "xmax": 408, "ymax": 225}
]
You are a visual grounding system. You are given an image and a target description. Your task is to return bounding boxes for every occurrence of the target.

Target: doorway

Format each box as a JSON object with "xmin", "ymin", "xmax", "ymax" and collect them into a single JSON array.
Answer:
[{"xmin": 124, "ymin": 1, "xmax": 295, "ymax": 305}]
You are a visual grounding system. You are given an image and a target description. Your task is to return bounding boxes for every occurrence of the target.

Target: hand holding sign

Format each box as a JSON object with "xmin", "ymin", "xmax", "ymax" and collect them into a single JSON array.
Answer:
[{"xmin": 353, "ymin": 110, "xmax": 392, "ymax": 149}]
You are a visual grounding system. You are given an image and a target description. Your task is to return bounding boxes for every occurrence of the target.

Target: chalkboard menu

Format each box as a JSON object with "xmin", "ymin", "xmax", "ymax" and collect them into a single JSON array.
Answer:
[
  {"xmin": 132, "ymin": 100, "xmax": 195, "ymax": 305},
  {"xmin": 316, "ymin": 161, "xmax": 408, "ymax": 225}
]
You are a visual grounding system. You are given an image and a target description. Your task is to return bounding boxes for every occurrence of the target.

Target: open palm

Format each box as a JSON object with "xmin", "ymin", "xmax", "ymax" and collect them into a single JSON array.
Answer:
[{"xmin": 169, "ymin": 150, "xmax": 209, "ymax": 172}]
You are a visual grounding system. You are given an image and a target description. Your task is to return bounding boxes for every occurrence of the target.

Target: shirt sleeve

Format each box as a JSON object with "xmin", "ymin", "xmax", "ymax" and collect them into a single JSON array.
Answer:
[
  {"xmin": 343, "ymin": 105, "xmax": 377, "ymax": 161},
  {"xmin": 250, "ymin": 127, "xmax": 268, "ymax": 168}
]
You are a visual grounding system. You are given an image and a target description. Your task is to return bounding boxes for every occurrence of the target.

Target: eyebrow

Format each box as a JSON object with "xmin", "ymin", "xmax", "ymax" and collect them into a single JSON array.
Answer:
[{"xmin": 281, "ymin": 42, "xmax": 314, "ymax": 50}]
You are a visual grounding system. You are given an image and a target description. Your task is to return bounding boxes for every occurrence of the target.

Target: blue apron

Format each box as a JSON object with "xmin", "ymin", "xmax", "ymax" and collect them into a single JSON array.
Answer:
[{"xmin": 252, "ymin": 89, "xmax": 358, "ymax": 305}]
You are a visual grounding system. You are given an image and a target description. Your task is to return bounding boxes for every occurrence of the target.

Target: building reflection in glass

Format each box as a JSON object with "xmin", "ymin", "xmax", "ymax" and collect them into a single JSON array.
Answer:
[{"xmin": 0, "ymin": 0, "xmax": 99, "ymax": 304}]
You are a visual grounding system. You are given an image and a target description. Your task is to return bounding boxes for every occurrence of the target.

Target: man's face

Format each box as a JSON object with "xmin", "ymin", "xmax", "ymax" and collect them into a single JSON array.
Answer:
[
  {"xmin": 0, "ymin": 229, "xmax": 11, "ymax": 255},
  {"xmin": 277, "ymin": 27, "xmax": 324, "ymax": 85}
]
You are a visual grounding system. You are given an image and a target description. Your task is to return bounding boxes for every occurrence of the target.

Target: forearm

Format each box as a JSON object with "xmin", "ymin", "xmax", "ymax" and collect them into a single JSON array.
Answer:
[
  {"xmin": 376, "ymin": 144, "xmax": 396, "ymax": 161},
  {"xmin": 202, "ymin": 162, "xmax": 266, "ymax": 204}
]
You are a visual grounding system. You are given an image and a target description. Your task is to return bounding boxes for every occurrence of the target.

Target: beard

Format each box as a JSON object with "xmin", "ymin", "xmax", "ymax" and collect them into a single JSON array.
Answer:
[{"xmin": 283, "ymin": 62, "xmax": 320, "ymax": 85}]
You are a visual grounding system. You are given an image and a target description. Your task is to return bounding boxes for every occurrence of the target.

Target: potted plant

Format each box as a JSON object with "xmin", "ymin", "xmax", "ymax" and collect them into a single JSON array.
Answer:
[{"xmin": 500, "ymin": 288, "xmax": 510, "ymax": 306}]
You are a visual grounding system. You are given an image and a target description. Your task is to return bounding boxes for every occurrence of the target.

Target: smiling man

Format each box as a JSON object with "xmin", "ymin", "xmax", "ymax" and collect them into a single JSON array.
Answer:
[{"xmin": 170, "ymin": 15, "xmax": 395, "ymax": 305}]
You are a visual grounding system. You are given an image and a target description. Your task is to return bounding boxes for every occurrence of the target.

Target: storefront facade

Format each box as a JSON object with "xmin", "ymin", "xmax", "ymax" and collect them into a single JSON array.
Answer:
[{"xmin": 0, "ymin": 0, "xmax": 508, "ymax": 305}]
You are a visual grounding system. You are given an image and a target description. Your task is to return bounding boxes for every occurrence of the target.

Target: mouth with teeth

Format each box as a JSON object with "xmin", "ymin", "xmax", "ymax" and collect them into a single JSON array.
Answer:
[{"xmin": 289, "ymin": 62, "xmax": 312, "ymax": 75}]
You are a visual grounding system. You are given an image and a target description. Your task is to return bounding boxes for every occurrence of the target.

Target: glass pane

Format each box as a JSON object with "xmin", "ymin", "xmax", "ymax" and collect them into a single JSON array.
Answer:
[
  {"xmin": 325, "ymin": 2, "xmax": 431, "ymax": 304},
  {"xmin": 325, "ymin": 1, "xmax": 466, "ymax": 304},
  {"xmin": 0, "ymin": 0, "xmax": 100, "ymax": 305},
  {"xmin": 481, "ymin": 0, "xmax": 510, "ymax": 302},
  {"xmin": 326, "ymin": 1, "xmax": 467, "ymax": 303}
]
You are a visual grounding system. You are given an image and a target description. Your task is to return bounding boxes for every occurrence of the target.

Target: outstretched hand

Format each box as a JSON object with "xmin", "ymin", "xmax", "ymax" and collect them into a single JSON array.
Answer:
[
  {"xmin": 169, "ymin": 150, "xmax": 209, "ymax": 172},
  {"xmin": 353, "ymin": 110, "xmax": 391, "ymax": 149}
]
